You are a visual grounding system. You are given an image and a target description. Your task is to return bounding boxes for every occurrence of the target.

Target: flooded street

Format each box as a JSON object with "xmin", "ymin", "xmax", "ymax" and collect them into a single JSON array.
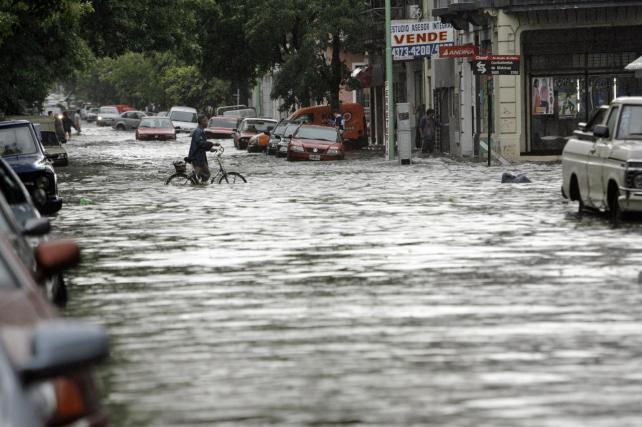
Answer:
[{"xmin": 55, "ymin": 124, "xmax": 642, "ymax": 426}]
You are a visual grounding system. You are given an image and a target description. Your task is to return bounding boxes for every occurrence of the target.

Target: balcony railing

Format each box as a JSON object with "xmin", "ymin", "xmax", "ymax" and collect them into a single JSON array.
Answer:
[{"xmin": 434, "ymin": 0, "xmax": 642, "ymax": 16}]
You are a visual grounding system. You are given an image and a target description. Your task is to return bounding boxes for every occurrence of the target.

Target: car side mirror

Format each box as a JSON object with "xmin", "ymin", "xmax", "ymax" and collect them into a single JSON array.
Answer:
[
  {"xmin": 21, "ymin": 321, "xmax": 108, "ymax": 384},
  {"xmin": 232, "ymin": 129, "xmax": 237, "ymax": 132},
  {"xmin": 593, "ymin": 125, "xmax": 609, "ymax": 138},
  {"xmin": 22, "ymin": 217, "xmax": 51, "ymax": 236},
  {"xmin": 34, "ymin": 239, "xmax": 80, "ymax": 275}
]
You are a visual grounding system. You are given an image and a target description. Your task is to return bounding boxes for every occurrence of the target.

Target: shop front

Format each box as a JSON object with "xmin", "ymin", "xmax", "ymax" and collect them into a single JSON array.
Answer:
[{"xmin": 523, "ymin": 26, "xmax": 642, "ymax": 154}]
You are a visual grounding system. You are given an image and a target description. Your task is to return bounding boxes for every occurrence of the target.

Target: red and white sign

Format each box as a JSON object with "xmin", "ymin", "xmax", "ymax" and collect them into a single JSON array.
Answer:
[
  {"xmin": 391, "ymin": 20, "xmax": 454, "ymax": 61},
  {"xmin": 439, "ymin": 44, "xmax": 477, "ymax": 58}
]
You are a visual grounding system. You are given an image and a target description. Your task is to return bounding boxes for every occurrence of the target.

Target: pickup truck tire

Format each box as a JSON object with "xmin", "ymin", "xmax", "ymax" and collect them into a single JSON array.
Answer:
[
  {"xmin": 607, "ymin": 181, "xmax": 621, "ymax": 219},
  {"xmin": 569, "ymin": 175, "xmax": 584, "ymax": 213}
]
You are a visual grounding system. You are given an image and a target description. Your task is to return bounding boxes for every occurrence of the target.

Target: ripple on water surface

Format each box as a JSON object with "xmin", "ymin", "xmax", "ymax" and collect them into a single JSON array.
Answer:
[{"xmin": 55, "ymin": 125, "xmax": 642, "ymax": 426}]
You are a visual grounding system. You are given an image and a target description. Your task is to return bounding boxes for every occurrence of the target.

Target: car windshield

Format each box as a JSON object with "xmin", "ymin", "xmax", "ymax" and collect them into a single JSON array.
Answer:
[
  {"xmin": 0, "ymin": 126, "xmax": 38, "ymax": 157},
  {"xmin": 139, "ymin": 118, "xmax": 173, "ymax": 128},
  {"xmin": 617, "ymin": 105, "xmax": 642, "ymax": 140},
  {"xmin": 272, "ymin": 122, "xmax": 290, "ymax": 137},
  {"xmin": 208, "ymin": 118, "xmax": 237, "ymax": 128},
  {"xmin": 283, "ymin": 124, "xmax": 300, "ymax": 138},
  {"xmin": 100, "ymin": 107, "xmax": 118, "ymax": 114},
  {"xmin": 170, "ymin": 111, "xmax": 197, "ymax": 123},
  {"xmin": 40, "ymin": 131, "xmax": 60, "ymax": 147},
  {"xmin": 242, "ymin": 120, "xmax": 276, "ymax": 132},
  {"xmin": 295, "ymin": 126, "xmax": 338, "ymax": 142}
]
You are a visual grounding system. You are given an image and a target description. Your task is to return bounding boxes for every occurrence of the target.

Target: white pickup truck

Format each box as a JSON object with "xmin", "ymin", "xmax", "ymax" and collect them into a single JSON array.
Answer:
[{"xmin": 562, "ymin": 97, "xmax": 642, "ymax": 217}]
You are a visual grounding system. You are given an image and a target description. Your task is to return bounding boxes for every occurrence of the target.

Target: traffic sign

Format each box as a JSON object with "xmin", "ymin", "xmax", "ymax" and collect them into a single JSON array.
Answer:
[{"xmin": 472, "ymin": 55, "xmax": 520, "ymax": 75}]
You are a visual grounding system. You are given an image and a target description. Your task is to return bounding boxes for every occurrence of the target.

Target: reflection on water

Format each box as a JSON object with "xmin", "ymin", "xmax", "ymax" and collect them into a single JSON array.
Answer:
[{"xmin": 55, "ymin": 124, "xmax": 642, "ymax": 426}]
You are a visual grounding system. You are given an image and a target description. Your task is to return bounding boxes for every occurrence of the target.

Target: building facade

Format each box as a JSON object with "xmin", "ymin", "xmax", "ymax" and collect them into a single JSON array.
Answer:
[{"xmin": 434, "ymin": 0, "xmax": 642, "ymax": 161}]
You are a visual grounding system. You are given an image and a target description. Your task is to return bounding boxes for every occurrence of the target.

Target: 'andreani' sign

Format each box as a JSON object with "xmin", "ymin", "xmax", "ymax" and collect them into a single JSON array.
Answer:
[{"xmin": 472, "ymin": 56, "xmax": 521, "ymax": 75}]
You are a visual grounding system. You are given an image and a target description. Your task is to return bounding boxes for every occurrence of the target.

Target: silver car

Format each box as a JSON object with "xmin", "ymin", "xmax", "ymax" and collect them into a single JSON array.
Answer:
[
  {"xmin": 96, "ymin": 106, "xmax": 121, "ymax": 126},
  {"xmin": 113, "ymin": 111, "xmax": 147, "ymax": 131}
]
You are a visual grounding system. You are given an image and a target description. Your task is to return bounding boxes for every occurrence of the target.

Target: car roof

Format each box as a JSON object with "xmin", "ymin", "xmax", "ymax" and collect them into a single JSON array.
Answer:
[
  {"xmin": 170, "ymin": 106, "xmax": 197, "ymax": 112},
  {"xmin": 243, "ymin": 118, "xmax": 277, "ymax": 122},
  {"xmin": 612, "ymin": 97, "xmax": 642, "ymax": 105},
  {"xmin": 0, "ymin": 120, "xmax": 32, "ymax": 128}
]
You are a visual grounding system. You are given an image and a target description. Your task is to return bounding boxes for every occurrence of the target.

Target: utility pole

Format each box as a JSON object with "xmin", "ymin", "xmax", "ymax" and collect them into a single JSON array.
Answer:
[{"xmin": 385, "ymin": 0, "xmax": 395, "ymax": 161}]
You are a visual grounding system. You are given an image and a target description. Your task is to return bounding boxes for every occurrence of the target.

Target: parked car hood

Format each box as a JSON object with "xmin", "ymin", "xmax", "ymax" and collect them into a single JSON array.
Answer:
[
  {"xmin": 612, "ymin": 140, "xmax": 642, "ymax": 160},
  {"xmin": 206, "ymin": 126, "xmax": 234, "ymax": 133},
  {"xmin": 240, "ymin": 131, "xmax": 258, "ymax": 138},
  {"xmin": 292, "ymin": 139, "xmax": 337, "ymax": 148},
  {"xmin": 2, "ymin": 155, "xmax": 47, "ymax": 173}
]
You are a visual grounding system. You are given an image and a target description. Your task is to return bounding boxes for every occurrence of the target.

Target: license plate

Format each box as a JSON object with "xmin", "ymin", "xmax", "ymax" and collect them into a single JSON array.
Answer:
[{"xmin": 309, "ymin": 154, "xmax": 321, "ymax": 161}]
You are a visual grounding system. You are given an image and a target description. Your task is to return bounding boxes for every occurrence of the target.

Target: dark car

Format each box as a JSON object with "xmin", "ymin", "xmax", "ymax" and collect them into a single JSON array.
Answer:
[
  {"xmin": 267, "ymin": 119, "xmax": 294, "ymax": 155},
  {"xmin": 135, "ymin": 117, "xmax": 176, "ymax": 141},
  {"xmin": 287, "ymin": 125, "xmax": 344, "ymax": 161},
  {"xmin": 233, "ymin": 118, "xmax": 277, "ymax": 150},
  {"xmin": 0, "ymin": 233, "xmax": 109, "ymax": 427},
  {"xmin": 205, "ymin": 116, "xmax": 241, "ymax": 139},
  {"xmin": 0, "ymin": 120, "xmax": 62, "ymax": 215},
  {"xmin": 276, "ymin": 122, "xmax": 302, "ymax": 158},
  {"xmin": 0, "ymin": 158, "xmax": 67, "ymax": 305}
]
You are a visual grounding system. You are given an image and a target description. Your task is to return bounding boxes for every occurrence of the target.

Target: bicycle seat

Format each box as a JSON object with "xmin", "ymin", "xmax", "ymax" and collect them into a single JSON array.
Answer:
[{"xmin": 184, "ymin": 157, "xmax": 192, "ymax": 164}]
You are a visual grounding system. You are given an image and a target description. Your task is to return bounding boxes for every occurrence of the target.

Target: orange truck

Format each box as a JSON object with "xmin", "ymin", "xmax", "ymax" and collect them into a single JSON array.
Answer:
[{"xmin": 287, "ymin": 103, "xmax": 368, "ymax": 149}]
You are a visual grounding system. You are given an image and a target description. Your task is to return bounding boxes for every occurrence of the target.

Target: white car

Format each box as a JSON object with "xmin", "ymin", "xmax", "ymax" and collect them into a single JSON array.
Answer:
[
  {"xmin": 96, "ymin": 106, "xmax": 121, "ymax": 127},
  {"xmin": 168, "ymin": 106, "xmax": 198, "ymax": 134},
  {"xmin": 562, "ymin": 97, "xmax": 642, "ymax": 217}
]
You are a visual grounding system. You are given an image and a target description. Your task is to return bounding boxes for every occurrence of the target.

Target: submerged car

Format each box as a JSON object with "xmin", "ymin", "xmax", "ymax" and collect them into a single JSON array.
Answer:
[
  {"xmin": 233, "ymin": 118, "xmax": 277, "ymax": 150},
  {"xmin": 276, "ymin": 122, "xmax": 302, "ymax": 157},
  {"xmin": 86, "ymin": 108, "xmax": 99, "ymax": 123},
  {"xmin": 135, "ymin": 117, "xmax": 176, "ymax": 141},
  {"xmin": 0, "ymin": 232, "xmax": 109, "ymax": 427},
  {"xmin": 169, "ymin": 106, "xmax": 198, "ymax": 134},
  {"xmin": 0, "ymin": 120, "xmax": 62, "ymax": 215},
  {"xmin": 287, "ymin": 125, "xmax": 344, "ymax": 161},
  {"xmin": 113, "ymin": 110, "xmax": 147, "ymax": 131},
  {"xmin": 266, "ymin": 119, "xmax": 294, "ymax": 155},
  {"xmin": 96, "ymin": 106, "xmax": 121, "ymax": 127},
  {"xmin": 205, "ymin": 116, "xmax": 241, "ymax": 139},
  {"xmin": 562, "ymin": 97, "xmax": 642, "ymax": 217}
]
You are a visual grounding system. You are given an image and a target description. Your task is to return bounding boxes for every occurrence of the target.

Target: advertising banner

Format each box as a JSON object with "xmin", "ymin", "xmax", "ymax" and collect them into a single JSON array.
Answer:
[
  {"xmin": 391, "ymin": 20, "xmax": 454, "ymax": 61},
  {"xmin": 439, "ymin": 44, "xmax": 477, "ymax": 58},
  {"xmin": 532, "ymin": 77, "xmax": 554, "ymax": 116}
]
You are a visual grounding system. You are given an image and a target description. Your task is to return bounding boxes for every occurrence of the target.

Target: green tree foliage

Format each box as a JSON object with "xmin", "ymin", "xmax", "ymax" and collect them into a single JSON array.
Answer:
[{"xmin": 0, "ymin": 0, "xmax": 91, "ymax": 113}]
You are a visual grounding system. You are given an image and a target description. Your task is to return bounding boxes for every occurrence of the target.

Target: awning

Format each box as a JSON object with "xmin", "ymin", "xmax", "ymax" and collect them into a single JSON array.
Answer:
[{"xmin": 625, "ymin": 56, "xmax": 642, "ymax": 78}]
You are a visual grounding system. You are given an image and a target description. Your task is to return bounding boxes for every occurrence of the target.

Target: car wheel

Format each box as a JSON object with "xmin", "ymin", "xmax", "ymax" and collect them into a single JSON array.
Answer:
[
  {"xmin": 607, "ymin": 182, "xmax": 622, "ymax": 220},
  {"xmin": 116, "ymin": 124, "xmax": 125, "ymax": 131}
]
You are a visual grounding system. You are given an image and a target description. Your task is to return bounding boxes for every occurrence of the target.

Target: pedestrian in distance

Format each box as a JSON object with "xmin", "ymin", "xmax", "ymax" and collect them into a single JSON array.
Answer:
[
  {"xmin": 186, "ymin": 114, "xmax": 214, "ymax": 182},
  {"xmin": 62, "ymin": 111, "xmax": 74, "ymax": 141},
  {"xmin": 49, "ymin": 111, "xmax": 66, "ymax": 143},
  {"xmin": 334, "ymin": 112, "xmax": 345, "ymax": 136},
  {"xmin": 418, "ymin": 108, "xmax": 437, "ymax": 156},
  {"xmin": 74, "ymin": 109, "xmax": 82, "ymax": 135}
]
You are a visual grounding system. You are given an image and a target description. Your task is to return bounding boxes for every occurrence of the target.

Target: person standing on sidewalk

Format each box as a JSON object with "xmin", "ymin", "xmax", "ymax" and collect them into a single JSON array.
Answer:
[{"xmin": 418, "ymin": 108, "xmax": 437, "ymax": 156}]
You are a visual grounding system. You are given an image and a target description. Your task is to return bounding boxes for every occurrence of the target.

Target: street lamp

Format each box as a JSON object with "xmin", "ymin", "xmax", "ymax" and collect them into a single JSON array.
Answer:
[{"xmin": 385, "ymin": 0, "xmax": 395, "ymax": 160}]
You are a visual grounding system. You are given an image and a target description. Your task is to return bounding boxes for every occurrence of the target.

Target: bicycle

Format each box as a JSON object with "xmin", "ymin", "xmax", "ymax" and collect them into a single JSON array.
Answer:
[{"xmin": 165, "ymin": 144, "xmax": 247, "ymax": 186}]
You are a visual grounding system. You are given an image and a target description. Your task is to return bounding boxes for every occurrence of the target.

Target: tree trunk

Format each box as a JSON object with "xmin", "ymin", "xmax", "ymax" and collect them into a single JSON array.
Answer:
[{"xmin": 329, "ymin": 35, "xmax": 343, "ymax": 112}]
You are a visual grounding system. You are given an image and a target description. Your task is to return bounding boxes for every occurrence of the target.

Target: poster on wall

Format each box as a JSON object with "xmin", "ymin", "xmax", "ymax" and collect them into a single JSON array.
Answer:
[
  {"xmin": 557, "ymin": 90, "xmax": 578, "ymax": 118},
  {"xmin": 532, "ymin": 77, "xmax": 554, "ymax": 115}
]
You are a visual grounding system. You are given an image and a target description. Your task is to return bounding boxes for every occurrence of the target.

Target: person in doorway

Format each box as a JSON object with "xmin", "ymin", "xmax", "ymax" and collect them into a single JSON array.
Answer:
[
  {"xmin": 186, "ymin": 114, "xmax": 214, "ymax": 182},
  {"xmin": 74, "ymin": 109, "xmax": 82, "ymax": 134},
  {"xmin": 49, "ymin": 111, "xmax": 66, "ymax": 143},
  {"xmin": 418, "ymin": 108, "xmax": 437, "ymax": 156}
]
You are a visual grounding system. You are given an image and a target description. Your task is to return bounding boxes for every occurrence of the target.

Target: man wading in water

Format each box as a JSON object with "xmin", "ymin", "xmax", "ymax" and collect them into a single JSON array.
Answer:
[{"xmin": 186, "ymin": 115, "xmax": 214, "ymax": 182}]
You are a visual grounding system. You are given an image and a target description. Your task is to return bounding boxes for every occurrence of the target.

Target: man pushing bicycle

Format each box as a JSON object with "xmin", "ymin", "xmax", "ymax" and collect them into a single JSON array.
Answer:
[{"xmin": 186, "ymin": 114, "xmax": 215, "ymax": 182}]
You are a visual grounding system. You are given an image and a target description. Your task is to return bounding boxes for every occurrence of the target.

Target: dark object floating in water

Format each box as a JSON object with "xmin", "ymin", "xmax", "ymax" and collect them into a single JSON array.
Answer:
[{"xmin": 501, "ymin": 172, "xmax": 531, "ymax": 184}]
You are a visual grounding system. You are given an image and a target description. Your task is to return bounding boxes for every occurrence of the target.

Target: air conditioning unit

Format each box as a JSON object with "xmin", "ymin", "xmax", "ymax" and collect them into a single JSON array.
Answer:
[{"xmin": 408, "ymin": 4, "xmax": 423, "ymax": 19}]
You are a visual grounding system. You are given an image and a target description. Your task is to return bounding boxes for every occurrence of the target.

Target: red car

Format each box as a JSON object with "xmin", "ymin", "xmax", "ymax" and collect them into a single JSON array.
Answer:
[
  {"xmin": 233, "ymin": 118, "xmax": 277, "ymax": 150},
  {"xmin": 135, "ymin": 117, "xmax": 176, "ymax": 141},
  {"xmin": 205, "ymin": 116, "xmax": 241, "ymax": 139},
  {"xmin": 287, "ymin": 125, "xmax": 344, "ymax": 161}
]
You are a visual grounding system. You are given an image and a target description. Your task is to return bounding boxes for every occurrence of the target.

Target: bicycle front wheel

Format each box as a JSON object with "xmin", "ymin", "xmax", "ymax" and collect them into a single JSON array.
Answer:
[
  {"xmin": 218, "ymin": 172, "xmax": 247, "ymax": 184},
  {"xmin": 165, "ymin": 173, "xmax": 196, "ymax": 186}
]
